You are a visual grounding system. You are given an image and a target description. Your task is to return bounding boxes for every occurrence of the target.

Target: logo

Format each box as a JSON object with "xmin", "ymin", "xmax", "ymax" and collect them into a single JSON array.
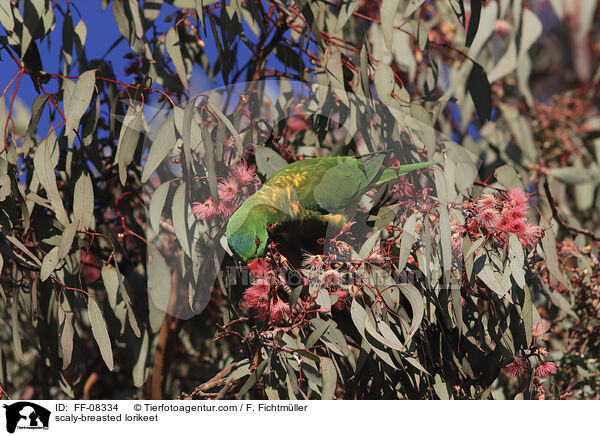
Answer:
[{"xmin": 2, "ymin": 402, "xmax": 50, "ymax": 434}]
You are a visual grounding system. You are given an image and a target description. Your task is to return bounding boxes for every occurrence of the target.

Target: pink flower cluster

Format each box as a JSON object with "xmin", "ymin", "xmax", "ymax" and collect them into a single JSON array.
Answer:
[
  {"xmin": 473, "ymin": 188, "xmax": 543, "ymax": 248},
  {"xmin": 242, "ymin": 246, "xmax": 385, "ymax": 324},
  {"xmin": 535, "ymin": 361, "xmax": 558, "ymax": 378},
  {"xmin": 243, "ymin": 259, "xmax": 292, "ymax": 324},
  {"xmin": 503, "ymin": 356, "xmax": 557, "ymax": 379},
  {"xmin": 503, "ymin": 356, "xmax": 529, "ymax": 378},
  {"xmin": 302, "ymin": 254, "xmax": 350, "ymax": 311},
  {"xmin": 192, "ymin": 162, "xmax": 257, "ymax": 220}
]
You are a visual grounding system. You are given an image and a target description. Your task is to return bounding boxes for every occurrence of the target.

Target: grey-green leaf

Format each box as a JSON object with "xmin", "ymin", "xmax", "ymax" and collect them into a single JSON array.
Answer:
[
  {"xmin": 541, "ymin": 226, "xmax": 569, "ymax": 288},
  {"xmin": 335, "ymin": 0, "xmax": 359, "ymax": 31},
  {"xmin": 101, "ymin": 264, "xmax": 120, "ymax": 309},
  {"xmin": 141, "ymin": 114, "xmax": 177, "ymax": 183},
  {"xmin": 398, "ymin": 213, "xmax": 416, "ymax": 271},
  {"xmin": 255, "ymin": 147, "xmax": 287, "ymax": 178},
  {"xmin": 23, "ymin": 93, "xmax": 52, "ymax": 154},
  {"xmin": 58, "ymin": 221, "xmax": 77, "ymax": 259},
  {"xmin": 495, "ymin": 165, "xmax": 524, "ymax": 190},
  {"xmin": 171, "ymin": 182, "xmax": 192, "ymax": 256},
  {"xmin": 73, "ymin": 173, "xmax": 95, "ymax": 231},
  {"xmin": 149, "ymin": 181, "xmax": 171, "ymax": 234},
  {"xmin": 65, "ymin": 70, "xmax": 96, "ymax": 134},
  {"xmin": 147, "ymin": 245, "xmax": 172, "ymax": 317},
  {"xmin": 548, "ymin": 168, "xmax": 600, "ymax": 185},
  {"xmin": 206, "ymin": 101, "xmax": 242, "ymax": 154},
  {"xmin": 320, "ymin": 357, "xmax": 337, "ymax": 399},
  {"xmin": 325, "ymin": 49, "xmax": 349, "ymax": 107},
  {"xmin": 307, "ymin": 319, "xmax": 333, "ymax": 348},
  {"xmin": 404, "ymin": 0, "xmax": 425, "ymax": 16},
  {"xmin": 132, "ymin": 329, "xmax": 149, "ymax": 387},
  {"xmin": 381, "ymin": 0, "xmax": 400, "ymax": 49},
  {"xmin": 165, "ymin": 26, "xmax": 188, "ymax": 89},
  {"xmin": 34, "ymin": 133, "xmax": 69, "ymax": 226},
  {"xmin": 116, "ymin": 105, "xmax": 143, "ymax": 186},
  {"xmin": 11, "ymin": 297, "xmax": 23, "ymax": 360},
  {"xmin": 0, "ymin": 0, "xmax": 15, "ymax": 32},
  {"xmin": 398, "ymin": 283, "xmax": 424, "ymax": 343},
  {"xmin": 59, "ymin": 307, "xmax": 74, "ymax": 369},
  {"xmin": 40, "ymin": 246, "xmax": 60, "ymax": 281},
  {"xmin": 88, "ymin": 297, "xmax": 114, "ymax": 371},
  {"xmin": 237, "ymin": 358, "xmax": 268, "ymax": 398}
]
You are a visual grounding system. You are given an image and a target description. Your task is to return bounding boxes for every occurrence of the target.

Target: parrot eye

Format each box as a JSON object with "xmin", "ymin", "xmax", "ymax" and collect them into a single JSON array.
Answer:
[{"xmin": 255, "ymin": 236, "xmax": 260, "ymax": 247}]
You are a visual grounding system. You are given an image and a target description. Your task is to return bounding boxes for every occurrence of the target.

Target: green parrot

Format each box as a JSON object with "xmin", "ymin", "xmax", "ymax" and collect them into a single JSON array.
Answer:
[{"xmin": 226, "ymin": 155, "xmax": 435, "ymax": 262}]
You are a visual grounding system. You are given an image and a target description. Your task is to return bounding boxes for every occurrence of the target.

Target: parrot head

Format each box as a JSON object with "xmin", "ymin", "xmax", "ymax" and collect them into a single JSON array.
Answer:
[
  {"xmin": 227, "ymin": 225, "xmax": 269, "ymax": 262},
  {"xmin": 226, "ymin": 204, "xmax": 270, "ymax": 262}
]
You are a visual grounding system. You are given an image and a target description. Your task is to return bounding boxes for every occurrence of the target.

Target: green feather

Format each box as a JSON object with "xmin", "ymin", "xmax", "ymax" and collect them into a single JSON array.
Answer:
[
  {"xmin": 226, "ymin": 156, "xmax": 437, "ymax": 261},
  {"xmin": 376, "ymin": 161, "xmax": 441, "ymax": 185}
]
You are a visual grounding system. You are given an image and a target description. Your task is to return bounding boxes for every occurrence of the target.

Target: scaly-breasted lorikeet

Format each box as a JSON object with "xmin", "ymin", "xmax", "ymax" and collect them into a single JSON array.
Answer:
[{"xmin": 226, "ymin": 155, "xmax": 435, "ymax": 262}]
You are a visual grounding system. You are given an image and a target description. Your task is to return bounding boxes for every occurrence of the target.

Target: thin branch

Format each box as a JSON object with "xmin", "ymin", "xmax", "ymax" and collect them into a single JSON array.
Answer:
[{"xmin": 543, "ymin": 177, "xmax": 600, "ymax": 242}]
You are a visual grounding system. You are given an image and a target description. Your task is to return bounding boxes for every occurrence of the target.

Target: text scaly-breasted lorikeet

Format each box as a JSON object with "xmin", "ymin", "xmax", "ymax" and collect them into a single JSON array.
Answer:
[{"xmin": 226, "ymin": 155, "xmax": 435, "ymax": 261}]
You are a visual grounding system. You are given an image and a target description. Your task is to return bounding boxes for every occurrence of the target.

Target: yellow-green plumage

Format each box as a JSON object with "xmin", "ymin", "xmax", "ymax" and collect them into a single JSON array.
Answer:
[{"xmin": 226, "ymin": 156, "xmax": 434, "ymax": 261}]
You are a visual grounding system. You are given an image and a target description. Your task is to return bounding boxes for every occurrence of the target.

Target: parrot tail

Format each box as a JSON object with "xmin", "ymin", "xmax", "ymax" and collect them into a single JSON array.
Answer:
[{"xmin": 375, "ymin": 161, "xmax": 439, "ymax": 185}]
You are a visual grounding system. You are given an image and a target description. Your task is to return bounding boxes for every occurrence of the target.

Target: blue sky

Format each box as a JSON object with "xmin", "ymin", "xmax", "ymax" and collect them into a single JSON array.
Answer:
[
  {"xmin": 0, "ymin": 1, "xmax": 228, "ymax": 118},
  {"xmin": 0, "ymin": 0, "xmax": 311, "ymax": 141},
  {"xmin": 3, "ymin": 2, "xmax": 123, "ymax": 105}
]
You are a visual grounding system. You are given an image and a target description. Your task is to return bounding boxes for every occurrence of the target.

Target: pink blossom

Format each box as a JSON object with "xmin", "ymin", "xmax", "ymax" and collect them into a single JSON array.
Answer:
[
  {"xmin": 477, "ymin": 208, "xmax": 500, "ymax": 227},
  {"xmin": 302, "ymin": 254, "xmax": 325, "ymax": 273},
  {"xmin": 230, "ymin": 162, "xmax": 257, "ymax": 186},
  {"xmin": 497, "ymin": 214, "xmax": 511, "ymax": 229},
  {"xmin": 270, "ymin": 298, "xmax": 291, "ymax": 324},
  {"xmin": 244, "ymin": 279, "xmax": 270, "ymax": 305},
  {"xmin": 503, "ymin": 204, "xmax": 529, "ymax": 221},
  {"xmin": 217, "ymin": 178, "xmax": 240, "ymax": 203},
  {"xmin": 469, "ymin": 187, "xmax": 541, "ymax": 250},
  {"xmin": 217, "ymin": 201, "xmax": 237, "ymax": 218},
  {"xmin": 243, "ymin": 278, "xmax": 271, "ymax": 320},
  {"xmin": 519, "ymin": 224, "xmax": 542, "ymax": 248},
  {"xmin": 504, "ymin": 188, "xmax": 529, "ymax": 208},
  {"xmin": 535, "ymin": 361, "xmax": 558, "ymax": 378},
  {"xmin": 192, "ymin": 199, "xmax": 218, "ymax": 220},
  {"xmin": 503, "ymin": 356, "xmax": 529, "ymax": 378},
  {"xmin": 248, "ymin": 258, "xmax": 271, "ymax": 278},
  {"xmin": 320, "ymin": 269, "xmax": 342, "ymax": 288},
  {"xmin": 367, "ymin": 250, "xmax": 388, "ymax": 264},
  {"xmin": 476, "ymin": 192, "xmax": 498, "ymax": 210},
  {"xmin": 497, "ymin": 211, "xmax": 527, "ymax": 235},
  {"xmin": 507, "ymin": 219, "xmax": 527, "ymax": 234}
]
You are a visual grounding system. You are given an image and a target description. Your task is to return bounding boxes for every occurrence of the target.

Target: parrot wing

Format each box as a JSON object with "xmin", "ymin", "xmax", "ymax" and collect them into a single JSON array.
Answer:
[
  {"xmin": 264, "ymin": 156, "xmax": 363, "ymax": 213},
  {"xmin": 262, "ymin": 156, "xmax": 438, "ymax": 216},
  {"xmin": 312, "ymin": 157, "xmax": 370, "ymax": 213}
]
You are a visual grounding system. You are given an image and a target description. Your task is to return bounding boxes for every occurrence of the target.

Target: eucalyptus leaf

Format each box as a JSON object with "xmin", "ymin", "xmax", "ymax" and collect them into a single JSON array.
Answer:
[
  {"xmin": 73, "ymin": 173, "xmax": 95, "ymax": 231},
  {"xmin": 141, "ymin": 114, "xmax": 177, "ymax": 183},
  {"xmin": 88, "ymin": 297, "xmax": 114, "ymax": 371},
  {"xmin": 65, "ymin": 70, "xmax": 96, "ymax": 134},
  {"xmin": 165, "ymin": 26, "xmax": 189, "ymax": 89},
  {"xmin": 320, "ymin": 357, "xmax": 337, "ymax": 399},
  {"xmin": 255, "ymin": 147, "xmax": 288, "ymax": 178}
]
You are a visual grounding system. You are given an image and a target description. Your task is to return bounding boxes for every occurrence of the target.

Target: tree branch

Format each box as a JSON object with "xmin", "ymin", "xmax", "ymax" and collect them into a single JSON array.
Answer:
[{"xmin": 543, "ymin": 178, "xmax": 600, "ymax": 242}]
